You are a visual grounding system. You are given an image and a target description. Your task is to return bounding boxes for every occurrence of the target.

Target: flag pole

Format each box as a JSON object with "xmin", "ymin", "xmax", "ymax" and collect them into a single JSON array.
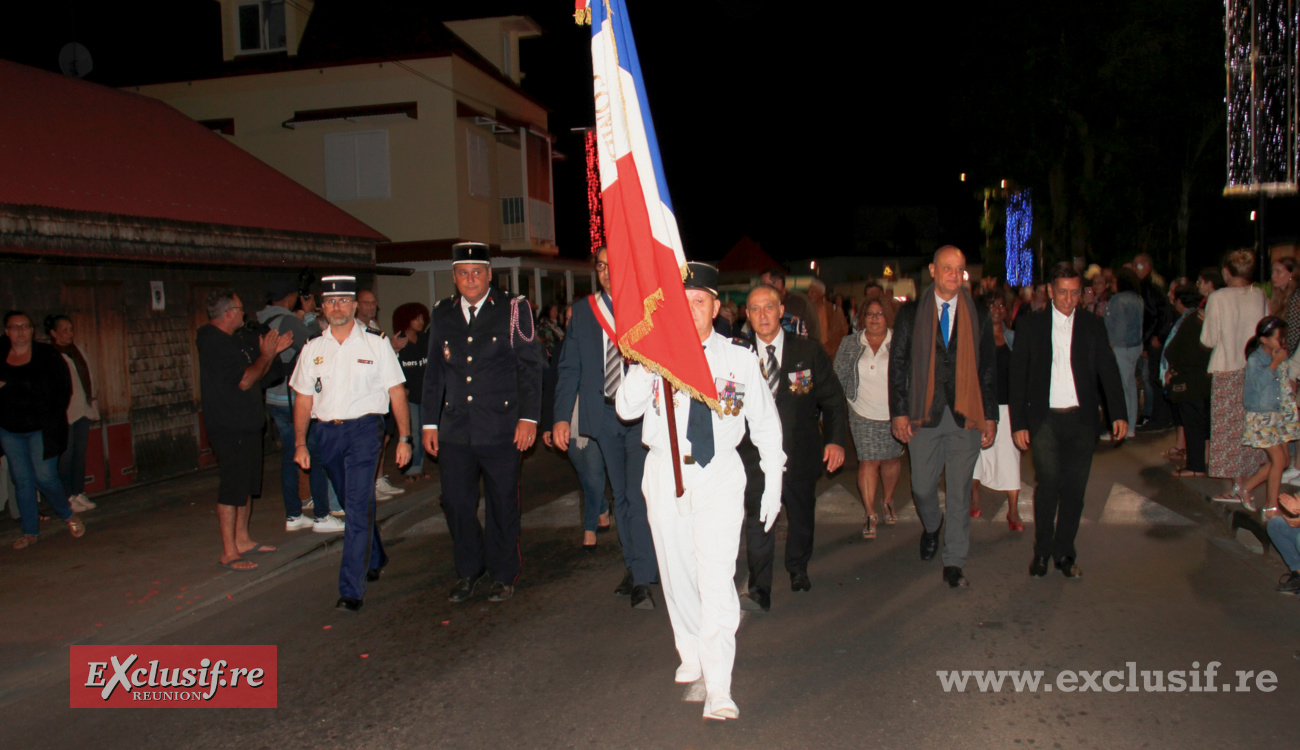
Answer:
[{"xmin": 662, "ymin": 381, "xmax": 686, "ymax": 497}]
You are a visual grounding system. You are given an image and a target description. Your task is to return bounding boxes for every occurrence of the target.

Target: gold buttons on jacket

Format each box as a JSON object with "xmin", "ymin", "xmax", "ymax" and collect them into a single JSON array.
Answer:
[
  {"xmin": 467, "ymin": 356, "xmax": 473, "ymax": 362},
  {"xmin": 467, "ymin": 336, "xmax": 473, "ymax": 343},
  {"xmin": 467, "ymin": 376, "xmax": 473, "ymax": 382},
  {"xmin": 468, "ymin": 395, "xmax": 474, "ymax": 402}
]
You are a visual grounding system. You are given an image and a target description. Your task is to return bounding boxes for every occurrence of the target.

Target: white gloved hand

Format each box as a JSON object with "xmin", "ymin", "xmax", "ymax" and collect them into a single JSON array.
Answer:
[{"xmin": 759, "ymin": 490, "xmax": 782, "ymax": 532}]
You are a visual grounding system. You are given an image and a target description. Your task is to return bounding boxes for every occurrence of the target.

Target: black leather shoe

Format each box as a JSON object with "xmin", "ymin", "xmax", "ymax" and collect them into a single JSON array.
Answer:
[
  {"xmin": 920, "ymin": 526, "xmax": 941, "ymax": 561},
  {"xmin": 1056, "ymin": 557, "xmax": 1082, "ymax": 578},
  {"xmin": 790, "ymin": 571, "xmax": 812, "ymax": 592},
  {"xmin": 335, "ymin": 596, "xmax": 363, "ymax": 612},
  {"xmin": 1029, "ymin": 556, "xmax": 1050, "ymax": 577},
  {"xmin": 366, "ymin": 567, "xmax": 384, "ymax": 582},
  {"xmin": 614, "ymin": 570, "xmax": 634, "ymax": 596},
  {"xmin": 739, "ymin": 589, "xmax": 770, "ymax": 612},
  {"xmin": 487, "ymin": 581, "xmax": 515, "ymax": 602},
  {"xmin": 942, "ymin": 566, "xmax": 969, "ymax": 588},
  {"xmin": 631, "ymin": 584, "xmax": 656, "ymax": 610},
  {"xmin": 448, "ymin": 573, "xmax": 485, "ymax": 603}
]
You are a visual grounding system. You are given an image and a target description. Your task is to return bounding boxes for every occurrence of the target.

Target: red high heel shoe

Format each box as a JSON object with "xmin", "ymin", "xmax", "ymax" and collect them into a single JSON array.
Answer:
[{"xmin": 1007, "ymin": 517, "xmax": 1025, "ymax": 532}]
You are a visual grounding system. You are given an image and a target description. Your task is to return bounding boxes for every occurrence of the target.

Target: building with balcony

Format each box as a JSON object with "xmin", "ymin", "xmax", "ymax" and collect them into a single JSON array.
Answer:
[{"xmin": 129, "ymin": 0, "xmax": 594, "ymax": 322}]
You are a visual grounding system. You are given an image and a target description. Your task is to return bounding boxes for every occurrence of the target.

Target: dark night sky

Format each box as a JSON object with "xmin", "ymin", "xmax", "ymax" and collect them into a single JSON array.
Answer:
[{"xmin": 2, "ymin": 1, "xmax": 1280, "ymax": 272}]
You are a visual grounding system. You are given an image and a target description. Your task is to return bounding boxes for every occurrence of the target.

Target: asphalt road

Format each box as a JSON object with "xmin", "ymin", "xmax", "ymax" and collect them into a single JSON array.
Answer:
[{"xmin": 5, "ymin": 432, "xmax": 1299, "ymax": 749}]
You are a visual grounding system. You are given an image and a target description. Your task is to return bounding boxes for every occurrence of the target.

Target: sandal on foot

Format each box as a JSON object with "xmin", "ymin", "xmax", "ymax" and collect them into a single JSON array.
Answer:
[
  {"xmin": 883, "ymin": 501, "xmax": 897, "ymax": 525},
  {"xmin": 1161, "ymin": 447, "xmax": 1187, "ymax": 460},
  {"xmin": 217, "ymin": 558, "xmax": 258, "ymax": 572},
  {"xmin": 1172, "ymin": 468, "xmax": 1206, "ymax": 478},
  {"xmin": 13, "ymin": 535, "xmax": 37, "ymax": 550},
  {"xmin": 862, "ymin": 514, "xmax": 878, "ymax": 539},
  {"xmin": 65, "ymin": 516, "xmax": 85, "ymax": 538},
  {"xmin": 1212, "ymin": 482, "xmax": 1248, "ymax": 504}
]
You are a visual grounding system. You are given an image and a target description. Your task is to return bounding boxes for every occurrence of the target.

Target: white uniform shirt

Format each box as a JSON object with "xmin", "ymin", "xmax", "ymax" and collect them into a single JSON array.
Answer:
[
  {"xmin": 1048, "ymin": 306, "xmax": 1080, "ymax": 408},
  {"xmin": 290, "ymin": 320, "xmax": 406, "ymax": 421},
  {"xmin": 617, "ymin": 330, "xmax": 785, "ymax": 492}
]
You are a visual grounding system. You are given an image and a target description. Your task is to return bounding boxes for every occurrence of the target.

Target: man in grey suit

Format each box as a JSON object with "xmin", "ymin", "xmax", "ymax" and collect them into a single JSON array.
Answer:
[{"xmin": 888, "ymin": 246, "xmax": 998, "ymax": 588}]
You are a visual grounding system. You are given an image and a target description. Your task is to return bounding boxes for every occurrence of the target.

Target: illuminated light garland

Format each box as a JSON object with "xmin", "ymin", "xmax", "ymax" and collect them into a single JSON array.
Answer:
[
  {"xmin": 1005, "ymin": 189, "xmax": 1033, "ymax": 286},
  {"xmin": 1224, "ymin": 0, "xmax": 1298, "ymax": 192},
  {"xmin": 585, "ymin": 129, "xmax": 606, "ymax": 254}
]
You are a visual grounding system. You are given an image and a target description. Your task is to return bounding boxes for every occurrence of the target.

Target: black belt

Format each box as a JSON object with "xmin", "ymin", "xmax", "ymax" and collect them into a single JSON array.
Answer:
[{"xmin": 1048, "ymin": 406, "xmax": 1078, "ymax": 414}]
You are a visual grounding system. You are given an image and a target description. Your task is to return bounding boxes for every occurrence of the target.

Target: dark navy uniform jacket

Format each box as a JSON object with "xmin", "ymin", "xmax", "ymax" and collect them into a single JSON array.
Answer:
[{"xmin": 422, "ymin": 286, "xmax": 544, "ymax": 446}]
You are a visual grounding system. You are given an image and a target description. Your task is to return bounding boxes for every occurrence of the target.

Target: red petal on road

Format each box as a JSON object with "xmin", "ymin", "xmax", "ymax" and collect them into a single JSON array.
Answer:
[
  {"xmin": 226, "ymin": 594, "xmax": 233, "ymax": 600},
  {"xmin": 441, "ymin": 621, "xmax": 450, "ymax": 626},
  {"xmin": 323, "ymin": 626, "xmax": 331, "ymax": 630},
  {"xmin": 360, "ymin": 654, "xmax": 369, "ymax": 658}
]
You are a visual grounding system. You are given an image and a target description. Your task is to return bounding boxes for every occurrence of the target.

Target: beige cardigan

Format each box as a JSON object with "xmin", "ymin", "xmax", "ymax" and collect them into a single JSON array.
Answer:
[{"xmin": 1200, "ymin": 285, "xmax": 1269, "ymax": 373}]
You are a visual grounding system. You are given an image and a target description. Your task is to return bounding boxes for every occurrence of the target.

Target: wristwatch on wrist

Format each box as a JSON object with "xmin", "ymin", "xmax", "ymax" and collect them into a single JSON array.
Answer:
[{"xmin": 398, "ymin": 436, "xmax": 413, "ymax": 444}]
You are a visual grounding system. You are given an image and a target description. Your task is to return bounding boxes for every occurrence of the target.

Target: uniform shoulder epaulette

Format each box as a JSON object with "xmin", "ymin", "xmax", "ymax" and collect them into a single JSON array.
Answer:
[
  {"xmin": 365, "ymin": 327, "xmax": 387, "ymax": 338},
  {"xmin": 434, "ymin": 296, "xmax": 456, "ymax": 311},
  {"xmin": 731, "ymin": 336, "xmax": 756, "ymax": 351}
]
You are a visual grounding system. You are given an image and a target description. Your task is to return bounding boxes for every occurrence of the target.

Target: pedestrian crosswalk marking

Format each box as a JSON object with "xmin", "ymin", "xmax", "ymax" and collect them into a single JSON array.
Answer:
[
  {"xmin": 1098, "ymin": 483, "xmax": 1195, "ymax": 526},
  {"xmin": 406, "ymin": 483, "xmax": 1195, "ymax": 537}
]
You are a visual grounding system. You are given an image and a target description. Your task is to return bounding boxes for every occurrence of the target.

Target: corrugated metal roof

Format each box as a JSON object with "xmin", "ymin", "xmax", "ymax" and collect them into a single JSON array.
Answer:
[{"xmin": 0, "ymin": 59, "xmax": 386, "ymax": 241}]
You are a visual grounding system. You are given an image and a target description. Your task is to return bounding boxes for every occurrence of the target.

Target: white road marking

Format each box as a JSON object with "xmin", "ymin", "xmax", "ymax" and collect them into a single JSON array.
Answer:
[{"xmin": 1098, "ymin": 483, "xmax": 1195, "ymax": 526}]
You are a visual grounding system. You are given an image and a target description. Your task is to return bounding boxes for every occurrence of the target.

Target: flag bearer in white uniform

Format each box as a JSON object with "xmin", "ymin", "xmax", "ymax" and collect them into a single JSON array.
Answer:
[{"xmin": 616, "ymin": 262, "xmax": 785, "ymax": 721}]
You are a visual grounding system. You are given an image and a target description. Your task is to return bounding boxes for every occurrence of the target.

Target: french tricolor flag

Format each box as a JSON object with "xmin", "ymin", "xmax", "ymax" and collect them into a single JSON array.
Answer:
[{"xmin": 577, "ymin": 0, "xmax": 718, "ymax": 411}]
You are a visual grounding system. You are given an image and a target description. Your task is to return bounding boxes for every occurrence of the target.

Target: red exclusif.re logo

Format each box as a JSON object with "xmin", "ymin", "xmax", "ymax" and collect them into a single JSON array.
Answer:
[{"xmin": 70, "ymin": 646, "xmax": 277, "ymax": 708}]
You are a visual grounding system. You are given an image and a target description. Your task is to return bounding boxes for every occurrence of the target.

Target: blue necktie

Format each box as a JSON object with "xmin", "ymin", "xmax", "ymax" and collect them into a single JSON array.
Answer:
[
  {"xmin": 940, "ymin": 302, "xmax": 950, "ymax": 347},
  {"xmin": 687, "ymin": 398, "xmax": 714, "ymax": 468}
]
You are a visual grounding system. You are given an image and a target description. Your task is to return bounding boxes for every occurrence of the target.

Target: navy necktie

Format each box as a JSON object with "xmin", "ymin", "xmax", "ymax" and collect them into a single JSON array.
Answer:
[
  {"xmin": 687, "ymin": 397, "xmax": 714, "ymax": 468},
  {"xmin": 940, "ymin": 302, "xmax": 950, "ymax": 347}
]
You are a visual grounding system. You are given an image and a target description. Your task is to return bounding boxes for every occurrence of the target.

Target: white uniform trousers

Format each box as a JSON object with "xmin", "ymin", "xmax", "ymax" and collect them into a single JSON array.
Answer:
[{"xmin": 643, "ymin": 448, "xmax": 744, "ymax": 697}]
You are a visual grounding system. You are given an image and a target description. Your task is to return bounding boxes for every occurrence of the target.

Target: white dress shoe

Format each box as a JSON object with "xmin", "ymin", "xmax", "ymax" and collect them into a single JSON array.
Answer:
[
  {"xmin": 674, "ymin": 662, "xmax": 702, "ymax": 684},
  {"xmin": 703, "ymin": 693, "xmax": 739, "ymax": 720}
]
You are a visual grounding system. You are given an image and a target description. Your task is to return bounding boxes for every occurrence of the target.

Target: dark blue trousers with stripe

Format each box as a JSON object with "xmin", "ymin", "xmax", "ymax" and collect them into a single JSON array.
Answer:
[{"xmin": 316, "ymin": 416, "xmax": 388, "ymax": 600}]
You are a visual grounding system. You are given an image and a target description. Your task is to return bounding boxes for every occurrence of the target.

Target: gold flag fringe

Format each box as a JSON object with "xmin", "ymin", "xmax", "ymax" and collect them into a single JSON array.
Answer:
[
  {"xmin": 574, "ymin": 8, "xmax": 591, "ymax": 25},
  {"xmin": 618, "ymin": 287, "xmax": 724, "ymax": 416}
]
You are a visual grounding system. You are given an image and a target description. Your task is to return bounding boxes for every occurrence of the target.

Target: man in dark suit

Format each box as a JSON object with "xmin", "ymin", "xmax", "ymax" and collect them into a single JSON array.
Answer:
[
  {"xmin": 552, "ymin": 248, "xmax": 659, "ymax": 609},
  {"xmin": 422, "ymin": 242, "xmax": 544, "ymax": 604},
  {"xmin": 889, "ymin": 246, "xmax": 998, "ymax": 588},
  {"xmin": 1009, "ymin": 262, "xmax": 1128, "ymax": 578},
  {"xmin": 738, "ymin": 285, "xmax": 847, "ymax": 611}
]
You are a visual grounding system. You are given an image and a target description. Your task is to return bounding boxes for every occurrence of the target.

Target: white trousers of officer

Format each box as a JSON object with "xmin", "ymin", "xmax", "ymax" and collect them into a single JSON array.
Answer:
[{"xmin": 643, "ymin": 448, "xmax": 744, "ymax": 698}]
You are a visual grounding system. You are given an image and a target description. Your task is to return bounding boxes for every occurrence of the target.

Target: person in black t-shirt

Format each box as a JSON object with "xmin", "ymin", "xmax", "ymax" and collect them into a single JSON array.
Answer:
[
  {"xmin": 196, "ymin": 290, "xmax": 291, "ymax": 572},
  {"xmin": 392, "ymin": 302, "xmax": 430, "ymax": 481}
]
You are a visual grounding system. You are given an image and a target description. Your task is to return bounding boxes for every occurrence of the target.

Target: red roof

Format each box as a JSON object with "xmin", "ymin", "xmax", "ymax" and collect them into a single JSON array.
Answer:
[
  {"xmin": 0, "ymin": 60, "xmax": 385, "ymax": 240},
  {"xmin": 717, "ymin": 236, "xmax": 781, "ymax": 273}
]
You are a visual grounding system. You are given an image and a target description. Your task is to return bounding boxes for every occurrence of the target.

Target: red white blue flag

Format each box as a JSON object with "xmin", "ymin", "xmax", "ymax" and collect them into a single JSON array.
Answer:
[{"xmin": 576, "ymin": 0, "xmax": 719, "ymax": 411}]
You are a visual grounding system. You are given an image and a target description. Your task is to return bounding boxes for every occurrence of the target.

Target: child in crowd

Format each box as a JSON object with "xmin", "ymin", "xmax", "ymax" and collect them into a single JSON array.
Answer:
[{"xmin": 1228, "ymin": 317, "xmax": 1300, "ymax": 512}]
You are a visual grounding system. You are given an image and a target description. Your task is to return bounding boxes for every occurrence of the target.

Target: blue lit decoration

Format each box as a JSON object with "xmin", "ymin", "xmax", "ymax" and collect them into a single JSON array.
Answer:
[{"xmin": 1005, "ymin": 189, "xmax": 1033, "ymax": 286}]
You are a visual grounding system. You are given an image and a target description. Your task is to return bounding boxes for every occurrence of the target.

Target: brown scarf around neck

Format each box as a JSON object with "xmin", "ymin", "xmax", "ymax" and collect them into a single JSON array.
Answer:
[{"xmin": 909, "ymin": 285, "xmax": 985, "ymax": 429}]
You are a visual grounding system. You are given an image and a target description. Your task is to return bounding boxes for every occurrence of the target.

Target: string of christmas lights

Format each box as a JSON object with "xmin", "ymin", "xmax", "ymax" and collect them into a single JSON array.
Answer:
[
  {"xmin": 585, "ymin": 129, "xmax": 606, "ymax": 254},
  {"xmin": 1224, "ymin": 0, "xmax": 1298, "ymax": 193},
  {"xmin": 1005, "ymin": 189, "xmax": 1033, "ymax": 286}
]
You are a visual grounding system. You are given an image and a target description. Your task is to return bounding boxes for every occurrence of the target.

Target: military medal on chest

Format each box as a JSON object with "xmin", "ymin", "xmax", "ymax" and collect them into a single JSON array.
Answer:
[
  {"xmin": 788, "ymin": 369, "xmax": 813, "ymax": 395},
  {"xmin": 314, "ymin": 376, "xmax": 322, "ymax": 394},
  {"xmin": 715, "ymin": 377, "xmax": 744, "ymax": 416}
]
